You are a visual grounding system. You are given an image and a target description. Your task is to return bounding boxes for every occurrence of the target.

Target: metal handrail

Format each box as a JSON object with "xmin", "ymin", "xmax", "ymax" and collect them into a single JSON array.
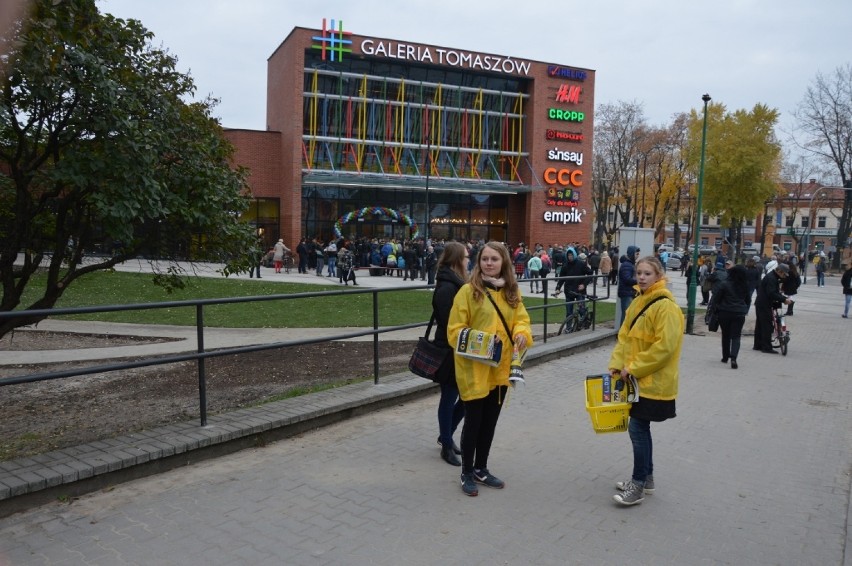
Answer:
[{"xmin": 0, "ymin": 276, "xmax": 610, "ymax": 425}]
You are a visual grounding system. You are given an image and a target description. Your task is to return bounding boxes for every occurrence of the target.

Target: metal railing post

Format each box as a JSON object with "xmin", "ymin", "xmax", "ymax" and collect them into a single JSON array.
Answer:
[
  {"xmin": 372, "ymin": 289, "xmax": 380, "ymax": 384},
  {"xmin": 196, "ymin": 304, "xmax": 208, "ymax": 426}
]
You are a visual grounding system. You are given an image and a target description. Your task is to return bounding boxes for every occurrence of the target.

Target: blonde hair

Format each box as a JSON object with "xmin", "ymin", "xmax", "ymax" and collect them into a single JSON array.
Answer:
[
  {"xmin": 469, "ymin": 241, "xmax": 522, "ymax": 307},
  {"xmin": 636, "ymin": 256, "xmax": 667, "ymax": 280}
]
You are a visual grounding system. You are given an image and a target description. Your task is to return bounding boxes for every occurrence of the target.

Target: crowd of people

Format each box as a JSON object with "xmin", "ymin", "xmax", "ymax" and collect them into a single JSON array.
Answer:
[{"xmin": 250, "ymin": 235, "xmax": 849, "ymax": 507}]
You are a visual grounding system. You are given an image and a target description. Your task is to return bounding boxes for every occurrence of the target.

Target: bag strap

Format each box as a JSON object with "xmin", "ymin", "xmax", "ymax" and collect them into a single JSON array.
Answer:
[
  {"xmin": 423, "ymin": 314, "xmax": 436, "ymax": 340},
  {"xmin": 628, "ymin": 296, "xmax": 670, "ymax": 330},
  {"xmin": 485, "ymin": 290, "xmax": 515, "ymax": 347}
]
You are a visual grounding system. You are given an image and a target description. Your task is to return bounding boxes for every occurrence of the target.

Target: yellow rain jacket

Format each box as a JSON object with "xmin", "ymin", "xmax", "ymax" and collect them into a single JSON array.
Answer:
[
  {"xmin": 608, "ymin": 279, "xmax": 684, "ymax": 401},
  {"xmin": 448, "ymin": 284, "xmax": 533, "ymax": 401}
]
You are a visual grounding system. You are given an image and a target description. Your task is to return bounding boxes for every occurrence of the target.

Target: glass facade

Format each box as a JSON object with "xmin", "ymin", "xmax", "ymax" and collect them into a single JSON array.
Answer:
[
  {"xmin": 302, "ymin": 185, "xmax": 507, "ymax": 243},
  {"xmin": 299, "ymin": 50, "xmax": 530, "ymax": 242}
]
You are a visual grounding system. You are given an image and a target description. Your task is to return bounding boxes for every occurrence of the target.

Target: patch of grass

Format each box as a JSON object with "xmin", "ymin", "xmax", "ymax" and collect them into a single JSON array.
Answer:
[
  {"xmin": 17, "ymin": 270, "xmax": 615, "ymax": 328},
  {"xmin": 0, "ymin": 433, "xmax": 43, "ymax": 461},
  {"xmin": 259, "ymin": 377, "xmax": 372, "ymax": 403}
]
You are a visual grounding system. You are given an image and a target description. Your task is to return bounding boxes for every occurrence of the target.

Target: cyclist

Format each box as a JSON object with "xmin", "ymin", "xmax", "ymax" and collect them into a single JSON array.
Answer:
[
  {"xmin": 553, "ymin": 247, "xmax": 592, "ymax": 318},
  {"xmin": 753, "ymin": 261, "xmax": 792, "ymax": 354}
]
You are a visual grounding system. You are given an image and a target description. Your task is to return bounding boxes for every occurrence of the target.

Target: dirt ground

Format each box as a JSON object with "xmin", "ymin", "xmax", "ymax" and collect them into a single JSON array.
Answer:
[{"xmin": 0, "ymin": 331, "xmax": 416, "ymax": 461}]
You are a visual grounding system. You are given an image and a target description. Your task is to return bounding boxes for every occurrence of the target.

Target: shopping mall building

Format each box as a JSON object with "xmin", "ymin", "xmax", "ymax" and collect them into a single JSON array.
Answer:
[{"xmin": 225, "ymin": 20, "xmax": 595, "ymax": 250}]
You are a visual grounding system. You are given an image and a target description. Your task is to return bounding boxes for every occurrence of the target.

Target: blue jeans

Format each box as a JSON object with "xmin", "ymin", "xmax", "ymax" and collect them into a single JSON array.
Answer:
[
  {"xmin": 327, "ymin": 257, "xmax": 336, "ymax": 277},
  {"xmin": 816, "ymin": 271, "xmax": 825, "ymax": 286},
  {"xmin": 628, "ymin": 417, "xmax": 653, "ymax": 485},
  {"xmin": 438, "ymin": 379, "xmax": 464, "ymax": 448},
  {"xmin": 618, "ymin": 296, "xmax": 633, "ymax": 328},
  {"xmin": 844, "ymin": 294, "xmax": 851, "ymax": 317}
]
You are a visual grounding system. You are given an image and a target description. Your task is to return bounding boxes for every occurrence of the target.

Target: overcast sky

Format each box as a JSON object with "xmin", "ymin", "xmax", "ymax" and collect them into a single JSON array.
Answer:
[{"xmin": 97, "ymin": 0, "xmax": 849, "ymax": 145}]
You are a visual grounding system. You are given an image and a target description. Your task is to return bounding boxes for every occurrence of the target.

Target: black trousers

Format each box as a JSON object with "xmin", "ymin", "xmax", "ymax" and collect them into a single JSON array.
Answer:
[
  {"xmin": 718, "ymin": 313, "xmax": 745, "ymax": 360},
  {"xmin": 753, "ymin": 303, "xmax": 773, "ymax": 351},
  {"xmin": 460, "ymin": 386, "xmax": 507, "ymax": 474}
]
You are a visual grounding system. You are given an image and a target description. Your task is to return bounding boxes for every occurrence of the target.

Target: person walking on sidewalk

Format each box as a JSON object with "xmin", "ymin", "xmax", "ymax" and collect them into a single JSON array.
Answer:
[
  {"xmin": 609, "ymin": 256, "xmax": 684, "ymax": 506},
  {"xmin": 753, "ymin": 261, "xmax": 792, "ymax": 353},
  {"xmin": 448, "ymin": 241, "xmax": 533, "ymax": 497},
  {"xmin": 616, "ymin": 245, "xmax": 640, "ymax": 327},
  {"xmin": 841, "ymin": 263, "xmax": 852, "ymax": 318},
  {"xmin": 713, "ymin": 264, "xmax": 751, "ymax": 369},
  {"xmin": 431, "ymin": 242, "xmax": 468, "ymax": 467}
]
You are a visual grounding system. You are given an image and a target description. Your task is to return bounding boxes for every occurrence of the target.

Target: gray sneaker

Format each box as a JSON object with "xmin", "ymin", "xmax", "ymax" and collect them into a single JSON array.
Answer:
[
  {"xmin": 616, "ymin": 475, "xmax": 654, "ymax": 494},
  {"xmin": 612, "ymin": 480, "xmax": 645, "ymax": 506}
]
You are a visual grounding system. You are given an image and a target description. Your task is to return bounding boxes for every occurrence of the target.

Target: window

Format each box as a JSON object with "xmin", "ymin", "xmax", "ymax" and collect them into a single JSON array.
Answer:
[
  {"xmin": 785, "ymin": 216, "xmax": 794, "ymax": 227},
  {"xmin": 801, "ymin": 217, "xmax": 809, "ymax": 228},
  {"xmin": 702, "ymin": 214, "xmax": 709, "ymax": 224},
  {"xmin": 818, "ymin": 216, "xmax": 827, "ymax": 228},
  {"xmin": 745, "ymin": 219, "xmax": 753, "ymax": 227}
]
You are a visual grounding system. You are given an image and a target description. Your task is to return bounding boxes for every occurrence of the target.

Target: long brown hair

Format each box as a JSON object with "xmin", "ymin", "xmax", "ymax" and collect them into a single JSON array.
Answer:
[
  {"xmin": 469, "ymin": 241, "xmax": 522, "ymax": 307},
  {"xmin": 437, "ymin": 241, "xmax": 468, "ymax": 281}
]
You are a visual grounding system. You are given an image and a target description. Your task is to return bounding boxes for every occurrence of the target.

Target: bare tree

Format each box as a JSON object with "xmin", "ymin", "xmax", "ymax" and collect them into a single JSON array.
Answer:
[
  {"xmin": 593, "ymin": 100, "xmax": 647, "ymax": 245},
  {"xmin": 793, "ymin": 64, "xmax": 852, "ymax": 268}
]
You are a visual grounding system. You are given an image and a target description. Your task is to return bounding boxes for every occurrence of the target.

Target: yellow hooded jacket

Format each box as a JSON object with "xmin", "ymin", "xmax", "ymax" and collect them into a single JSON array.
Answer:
[
  {"xmin": 608, "ymin": 279, "xmax": 684, "ymax": 401},
  {"xmin": 448, "ymin": 284, "xmax": 533, "ymax": 401}
]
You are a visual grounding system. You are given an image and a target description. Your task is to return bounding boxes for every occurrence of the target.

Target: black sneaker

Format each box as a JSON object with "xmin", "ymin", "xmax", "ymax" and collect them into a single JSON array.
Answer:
[
  {"xmin": 473, "ymin": 468, "xmax": 505, "ymax": 489},
  {"xmin": 460, "ymin": 473, "xmax": 478, "ymax": 496}
]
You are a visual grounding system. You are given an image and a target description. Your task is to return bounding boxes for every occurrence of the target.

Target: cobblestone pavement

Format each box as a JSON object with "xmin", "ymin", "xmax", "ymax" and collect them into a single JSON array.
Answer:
[{"xmin": 1, "ymin": 277, "xmax": 849, "ymax": 565}]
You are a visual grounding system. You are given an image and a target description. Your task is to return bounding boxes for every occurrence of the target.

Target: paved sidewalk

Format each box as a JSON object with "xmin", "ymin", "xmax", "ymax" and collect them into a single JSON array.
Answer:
[{"xmin": 0, "ymin": 262, "xmax": 849, "ymax": 564}]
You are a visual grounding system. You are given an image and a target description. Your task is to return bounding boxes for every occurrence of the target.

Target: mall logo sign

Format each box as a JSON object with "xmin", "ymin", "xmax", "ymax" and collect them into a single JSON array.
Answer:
[{"xmin": 312, "ymin": 18, "xmax": 352, "ymax": 62}]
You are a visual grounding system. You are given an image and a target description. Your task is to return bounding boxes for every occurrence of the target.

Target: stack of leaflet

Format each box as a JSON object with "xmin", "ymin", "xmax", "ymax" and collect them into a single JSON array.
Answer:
[{"xmin": 455, "ymin": 328, "xmax": 502, "ymax": 366}]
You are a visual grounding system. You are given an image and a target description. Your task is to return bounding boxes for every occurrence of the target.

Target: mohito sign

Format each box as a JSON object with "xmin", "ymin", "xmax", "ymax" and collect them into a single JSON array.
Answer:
[
  {"xmin": 545, "ymin": 129, "xmax": 583, "ymax": 143},
  {"xmin": 360, "ymin": 39, "xmax": 532, "ymax": 75},
  {"xmin": 544, "ymin": 167, "xmax": 583, "ymax": 187}
]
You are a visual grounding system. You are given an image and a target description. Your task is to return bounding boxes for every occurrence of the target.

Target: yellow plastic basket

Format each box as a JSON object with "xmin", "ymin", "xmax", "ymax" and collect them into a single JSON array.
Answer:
[{"xmin": 585, "ymin": 374, "xmax": 631, "ymax": 434}]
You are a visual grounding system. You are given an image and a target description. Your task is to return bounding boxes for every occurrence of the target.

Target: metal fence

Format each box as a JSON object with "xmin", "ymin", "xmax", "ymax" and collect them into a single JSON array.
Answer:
[{"xmin": 0, "ymin": 275, "xmax": 609, "ymax": 426}]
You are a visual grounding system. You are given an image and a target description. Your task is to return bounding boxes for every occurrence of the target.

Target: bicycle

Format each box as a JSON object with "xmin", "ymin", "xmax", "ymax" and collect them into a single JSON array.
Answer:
[
  {"xmin": 557, "ymin": 290, "xmax": 595, "ymax": 335},
  {"xmin": 770, "ymin": 304, "xmax": 790, "ymax": 356}
]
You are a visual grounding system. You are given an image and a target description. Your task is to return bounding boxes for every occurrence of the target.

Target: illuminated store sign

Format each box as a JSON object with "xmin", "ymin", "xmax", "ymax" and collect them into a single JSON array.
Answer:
[
  {"xmin": 544, "ymin": 210, "xmax": 585, "ymax": 224},
  {"xmin": 546, "ymin": 148, "xmax": 583, "ymax": 165},
  {"xmin": 544, "ymin": 167, "xmax": 583, "ymax": 187},
  {"xmin": 548, "ymin": 109, "xmax": 584, "ymax": 122},
  {"xmin": 554, "ymin": 84, "xmax": 581, "ymax": 104},
  {"xmin": 546, "ymin": 66, "xmax": 587, "ymax": 81},
  {"xmin": 361, "ymin": 39, "xmax": 532, "ymax": 75},
  {"xmin": 545, "ymin": 129, "xmax": 583, "ymax": 143},
  {"xmin": 546, "ymin": 187, "xmax": 579, "ymax": 207}
]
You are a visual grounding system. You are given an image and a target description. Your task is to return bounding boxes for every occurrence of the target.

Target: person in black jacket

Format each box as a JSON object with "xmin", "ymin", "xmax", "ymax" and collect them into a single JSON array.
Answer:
[
  {"xmin": 431, "ymin": 242, "xmax": 467, "ymax": 466},
  {"xmin": 713, "ymin": 265, "xmax": 751, "ymax": 369},
  {"xmin": 553, "ymin": 247, "xmax": 592, "ymax": 318},
  {"xmin": 781, "ymin": 260, "xmax": 801, "ymax": 315},
  {"xmin": 744, "ymin": 257, "xmax": 761, "ymax": 304},
  {"xmin": 753, "ymin": 261, "xmax": 793, "ymax": 353}
]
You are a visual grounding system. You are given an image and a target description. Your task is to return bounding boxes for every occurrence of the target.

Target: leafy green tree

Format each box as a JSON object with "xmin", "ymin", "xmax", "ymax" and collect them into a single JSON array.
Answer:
[
  {"xmin": 0, "ymin": 0, "xmax": 256, "ymax": 337},
  {"xmin": 685, "ymin": 102, "xmax": 782, "ymax": 254}
]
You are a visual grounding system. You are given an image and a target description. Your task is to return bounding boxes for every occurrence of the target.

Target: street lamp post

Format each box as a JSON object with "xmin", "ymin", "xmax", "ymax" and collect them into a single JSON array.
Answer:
[
  {"xmin": 801, "ymin": 186, "xmax": 852, "ymax": 284},
  {"xmin": 686, "ymin": 94, "xmax": 711, "ymax": 334}
]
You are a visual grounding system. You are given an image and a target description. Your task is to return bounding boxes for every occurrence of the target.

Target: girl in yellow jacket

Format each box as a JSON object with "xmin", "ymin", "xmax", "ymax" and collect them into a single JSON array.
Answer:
[
  {"xmin": 609, "ymin": 256, "xmax": 684, "ymax": 506},
  {"xmin": 448, "ymin": 241, "xmax": 533, "ymax": 496}
]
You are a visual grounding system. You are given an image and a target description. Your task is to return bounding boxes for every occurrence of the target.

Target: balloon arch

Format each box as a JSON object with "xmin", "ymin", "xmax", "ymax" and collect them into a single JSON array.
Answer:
[{"xmin": 333, "ymin": 206, "xmax": 420, "ymax": 239}]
